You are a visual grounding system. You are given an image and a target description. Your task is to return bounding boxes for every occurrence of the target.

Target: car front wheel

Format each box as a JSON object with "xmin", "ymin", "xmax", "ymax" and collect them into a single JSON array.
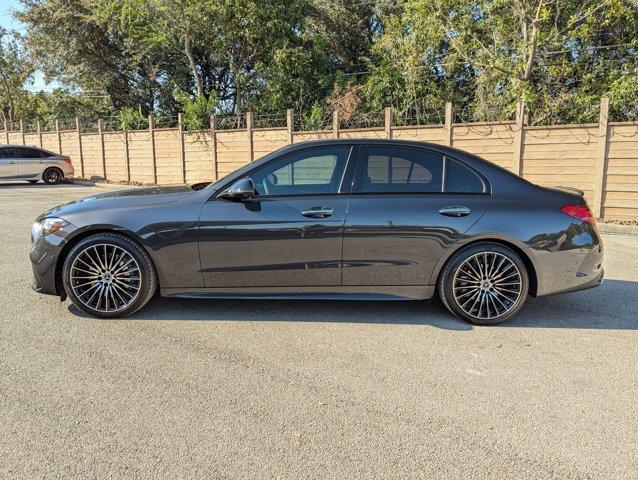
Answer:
[
  {"xmin": 62, "ymin": 233, "xmax": 157, "ymax": 318},
  {"xmin": 438, "ymin": 243, "xmax": 529, "ymax": 325}
]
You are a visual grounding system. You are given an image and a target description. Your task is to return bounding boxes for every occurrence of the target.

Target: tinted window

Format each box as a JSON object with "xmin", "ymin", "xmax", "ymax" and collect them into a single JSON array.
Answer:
[
  {"xmin": 250, "ymin": 146, "xmax": 352, "ymax": 196},
  {"xmin": 445, "ymin": 158, "xmax": 485, "ymax": 193},
  {"xmin": 0, "ymin": 147, "xmax": 15, "ymax": 158},
  {"xmin": 15, "ymin": 148, "xmax": 42, "ymax": 159},
  {"xmin": 358, "ymin": 146, "xmax": 443, "ymax": 193}
]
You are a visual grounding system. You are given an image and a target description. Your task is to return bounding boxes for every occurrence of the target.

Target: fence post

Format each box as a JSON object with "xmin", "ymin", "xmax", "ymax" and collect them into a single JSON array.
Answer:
[
  {"xmin": 333, "ymin": 110, "xmax": 339, "ymax": 139},
  {"xmin": 593, "ymin": 97, "xmax": 610, "ymax": 218},
  {"xmin": 210, "ymin": 114, "xmax": 218, "ymax": 180},
  {"xmin": 148, "ymin": 114, "xmax": 157, "ymax": 184},
  {"xmin": 76, "ymin": 117, "xmax": 84, "ymax": 178},
  {"xmin": 37, "ymin": 120, "xmax": 43, "ymax": 148},
  {"xmin": 444, "ymin": 102, "xmax": 454, "ymax": 146},
  {"xmin": 385, "ymin": 107, "xmax": 393, "ymax": 139},
  {"xmin": 286, "ymin": 108, "xmax": 294, "ymax": 144},
  {"xmin": 512, "ymin": 101, "xmax": 526, "ymax": 176},
  {"xmin": 19, "ymin": 119, "xmax": 25, "ymax": 145},
  {"xmin": 123, "ymin": 127, "xmax": 130, "ymax": 183},
  {"xmin": 97, "ymin": 119, "xmax": 106, "ymax": 179},
  {"xmin": 55, "ymin": 119, "xmax": 62, "ymax": 154},
  {"xmin": 178, "ymin": 113, "xmax": 186, "ymax": 184},
  {"xmin": 246, "ymin": 112, "xmax": 254, "ymax": 162}
]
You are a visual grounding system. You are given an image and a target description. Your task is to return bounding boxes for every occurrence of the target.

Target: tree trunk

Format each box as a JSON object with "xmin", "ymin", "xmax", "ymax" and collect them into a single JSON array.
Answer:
[
  {"xmin": 233, "ymin": 66, "xmax": 242, "ymax": 114},
  {"xmin": 184, "ymin": 32, "xmax": 204, "ymax": 97},
  {"xmin": 522, "ymin": 0, "xmax": 544, "ymax": 81},
  {"xmin": 0, "ymin": 64, "xmax": 15, "ymax": 124}
]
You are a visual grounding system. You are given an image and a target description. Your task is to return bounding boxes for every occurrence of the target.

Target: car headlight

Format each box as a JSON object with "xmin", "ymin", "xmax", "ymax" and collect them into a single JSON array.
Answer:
[{"xmin": 32, "ymin": 217, "xmax": 69, "ymax": 240}]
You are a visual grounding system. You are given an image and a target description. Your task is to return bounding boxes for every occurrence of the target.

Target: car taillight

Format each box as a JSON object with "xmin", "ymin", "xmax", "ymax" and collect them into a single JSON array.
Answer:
[
  {"xmin": 64, "ymin": 157, "xmax": 72, "ymax": 165},
  {"xmin": 560, "ymin": 204, "xmax": 596, "ymax": 225}
]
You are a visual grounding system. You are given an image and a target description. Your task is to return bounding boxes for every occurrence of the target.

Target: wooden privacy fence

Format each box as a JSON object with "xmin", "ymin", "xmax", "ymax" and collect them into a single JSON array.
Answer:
[{"xmin": 3, "ymin": 98, "xmax": 638, "ymax": 220}]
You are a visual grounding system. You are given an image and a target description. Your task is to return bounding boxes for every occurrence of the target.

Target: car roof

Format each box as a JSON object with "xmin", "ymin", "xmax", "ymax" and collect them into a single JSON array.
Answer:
[
  {"xmin": 267, "ymin": 138, "xmax": 507, "ymax": 175},
  {"xmin": 0, "ymin": 144, "xmax": 61, "ymax": 155},
  {"xmin": 0, "ymin": 144, "xmax": 47, "ymax": 149}
]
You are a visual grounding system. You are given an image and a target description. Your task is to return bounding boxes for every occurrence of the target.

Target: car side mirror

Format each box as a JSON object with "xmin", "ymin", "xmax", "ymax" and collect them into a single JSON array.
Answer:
[{"xmin": 219, "ymin": 178, "xmax": 257, "ymax": 200}]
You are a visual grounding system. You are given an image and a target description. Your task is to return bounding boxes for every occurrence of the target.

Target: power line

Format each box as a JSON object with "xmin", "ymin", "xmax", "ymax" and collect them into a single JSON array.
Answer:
[{"xmin": 542, "ymin": 43, "xmax": 635, "ymax": 56}]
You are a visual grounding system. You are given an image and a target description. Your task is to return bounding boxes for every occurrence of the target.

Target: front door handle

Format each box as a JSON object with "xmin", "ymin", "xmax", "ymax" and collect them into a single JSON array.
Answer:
[
  {"xmin": 301, "ymin": 206, "xmax": 333, "ymax": 218},
  {"xmin": 438, "ymin": 206, "xmax": 471, "ymax": 217}
]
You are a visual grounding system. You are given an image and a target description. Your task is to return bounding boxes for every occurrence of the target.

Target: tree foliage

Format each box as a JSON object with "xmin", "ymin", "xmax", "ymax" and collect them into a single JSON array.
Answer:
[{"xmin": 2, "ymin": 0, "xmax": 636, "ymax": 127}]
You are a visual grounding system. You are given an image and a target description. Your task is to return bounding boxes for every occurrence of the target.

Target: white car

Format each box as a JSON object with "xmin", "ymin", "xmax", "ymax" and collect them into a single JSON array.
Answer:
[{"xmin": 0, "ymin": 144, "xmax": 74, "ymax": 184}]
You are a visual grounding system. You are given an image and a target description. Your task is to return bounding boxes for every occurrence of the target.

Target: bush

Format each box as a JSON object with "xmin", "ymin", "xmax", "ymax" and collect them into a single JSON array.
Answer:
[
  {"xmin": 176, "ymin": 92, "xmax": 219, "ymax": 131},
  {"xmin": 303, "ymin": 102, "xmax": 324, "ymax": 130},
  {"xmin": 116, "ymin": 107, "xmax": 147, "ymax": 130}
]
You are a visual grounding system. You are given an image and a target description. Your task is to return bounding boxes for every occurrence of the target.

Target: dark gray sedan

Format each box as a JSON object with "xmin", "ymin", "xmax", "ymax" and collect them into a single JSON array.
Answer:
[{"xmin": 30, "ymin": 139, "xmax": 603, "ymax": 325}]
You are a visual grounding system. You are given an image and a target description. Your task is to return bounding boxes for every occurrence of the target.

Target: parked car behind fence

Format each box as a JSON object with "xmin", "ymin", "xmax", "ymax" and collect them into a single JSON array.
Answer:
[{"xmin": 0, "ymin": 144, "xmax": 74, "ymax": 184}]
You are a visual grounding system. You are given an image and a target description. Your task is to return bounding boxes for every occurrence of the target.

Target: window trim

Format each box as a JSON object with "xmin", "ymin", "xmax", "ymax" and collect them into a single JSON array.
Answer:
[
  {"xmin": 353, "ymin": 144, "xmax": 489, "ymax": 195},
  {"xmin": 213, "ymin": 144, "xmax": 359, "ymax": 200}
]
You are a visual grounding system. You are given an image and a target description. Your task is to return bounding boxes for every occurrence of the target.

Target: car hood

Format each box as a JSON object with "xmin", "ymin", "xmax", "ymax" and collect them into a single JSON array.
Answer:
[{"xmin": 39, "ymin": 185, "xmax": 196, "ymax": 219}]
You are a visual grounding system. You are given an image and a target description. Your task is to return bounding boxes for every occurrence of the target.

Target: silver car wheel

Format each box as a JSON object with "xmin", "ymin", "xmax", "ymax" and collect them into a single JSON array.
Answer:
[
  {"xmin": 70, "ymin": 243, "xmax": 142, "ymax": 313},
  {"xmin": 452, "ymin": 251, "xmax": 523, "ymax": 321}
]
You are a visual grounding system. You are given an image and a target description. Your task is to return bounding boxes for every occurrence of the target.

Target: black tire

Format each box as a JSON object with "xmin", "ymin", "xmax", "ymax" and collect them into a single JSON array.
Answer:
[
  {"xmin": 28, "ymin": 180, "xmax": 38, "ymax": 184},
  {"xmin": 62, "ymin": 233, "xmax": 157, "ymax": 318},
  {"xmin": 43, "ymin": 167, "xmax": 63, "ymax": 185},
  {"xmin": 437, "ymin": 243, "xmax": 529, "ymax": 325}
]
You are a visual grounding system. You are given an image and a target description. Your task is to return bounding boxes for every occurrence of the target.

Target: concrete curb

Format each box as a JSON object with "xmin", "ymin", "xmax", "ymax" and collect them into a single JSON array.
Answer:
[
  {"xmin": 70, "ymin": 180, "xmax": 143, "ymax": 190},
  {"xmin": 597, "ymin": 223, "xmax": 638, "ymax": 236}
]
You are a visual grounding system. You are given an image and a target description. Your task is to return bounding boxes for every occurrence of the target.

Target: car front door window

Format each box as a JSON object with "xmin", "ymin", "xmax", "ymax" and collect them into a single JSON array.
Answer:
[{"xmin": 249, "ymin": 146, "xmax": 352, "ymax": 196}]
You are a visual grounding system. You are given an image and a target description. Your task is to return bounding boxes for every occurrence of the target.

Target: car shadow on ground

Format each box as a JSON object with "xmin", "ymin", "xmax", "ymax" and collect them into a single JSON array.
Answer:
[{"xmin": 69, "ymin": 279, "xmax": 637, "ymax": 331}]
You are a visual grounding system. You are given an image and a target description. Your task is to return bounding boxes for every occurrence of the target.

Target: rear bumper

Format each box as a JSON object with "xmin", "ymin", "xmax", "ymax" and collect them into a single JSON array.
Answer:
[
  {"xmin": 533, "ymin": 224, "xmax": 604, "ymax": 297},
  {"xmin": 538, "ymin": 267, "xmax": 603, "ymax": 297},
  {"xmin": 61, "ymin": 163, "xmax": 74, "ymax": 179}
]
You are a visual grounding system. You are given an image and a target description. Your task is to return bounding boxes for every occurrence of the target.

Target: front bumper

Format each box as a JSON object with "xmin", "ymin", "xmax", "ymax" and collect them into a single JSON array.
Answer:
[{"xmin": 30, "ymin": 222, "xmax": 77, "ymax": 296}]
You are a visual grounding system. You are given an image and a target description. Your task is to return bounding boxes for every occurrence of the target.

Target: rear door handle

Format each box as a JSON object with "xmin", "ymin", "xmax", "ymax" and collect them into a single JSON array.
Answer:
[
  {"xmin": 438, "ymin": 206, "xmax": 471, "ymax": 217},
  {"xmin": 301, "ymin": 206, "xmax": 333, "ymax": 218}
]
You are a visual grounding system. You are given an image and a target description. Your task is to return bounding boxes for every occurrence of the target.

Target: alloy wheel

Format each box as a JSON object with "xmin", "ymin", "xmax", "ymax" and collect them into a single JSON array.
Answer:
[
  {"xmin": 44, "ymin": 169, "xmax": 61, "ymax": 184},
  {"xmin": 452, "ymin": 251, "xmax": 523, "ymax": 321},
  {"xmin": 69, "ymin": 243, "xmax": 142, "ymax": 313}
]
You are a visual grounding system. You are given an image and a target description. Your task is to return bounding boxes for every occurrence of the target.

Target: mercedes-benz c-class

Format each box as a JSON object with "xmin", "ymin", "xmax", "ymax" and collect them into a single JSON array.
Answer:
[{"xmin": 30, "ymin": 139, "xmax": 603, "ymax": 325}]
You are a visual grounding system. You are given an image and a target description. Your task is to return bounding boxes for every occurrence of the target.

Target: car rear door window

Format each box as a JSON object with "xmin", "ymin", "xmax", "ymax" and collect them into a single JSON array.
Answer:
[
  {"xmin": 357, "ymin": 146, "xmax": 444, "ymax": 193},
  {"xmin": 250, "ymin": 146, "xmax": 352, "ymax": 196},
  {"xmin": 15, "ymin": 148, "xmax": 43, "ymax": 159}
]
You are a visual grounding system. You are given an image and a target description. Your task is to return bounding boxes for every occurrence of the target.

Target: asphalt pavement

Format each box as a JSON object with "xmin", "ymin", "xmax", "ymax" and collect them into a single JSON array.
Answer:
[{"xmin": 0, "ymin": 182, "xmax": 636, "ymax": 479}]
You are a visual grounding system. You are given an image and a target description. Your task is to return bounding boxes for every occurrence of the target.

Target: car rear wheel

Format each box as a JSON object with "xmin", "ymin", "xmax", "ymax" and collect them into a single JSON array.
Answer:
[
  {"xmin": 62, "ymin": 233, "xmax": 157, "ymax": 318},
  {"xmin": 438, "ymin": 243, "xmax": 529, "ymax": 325},
  {"xmin": 43, "ymin": 167, "xmax": 63, "ymax": 185}
]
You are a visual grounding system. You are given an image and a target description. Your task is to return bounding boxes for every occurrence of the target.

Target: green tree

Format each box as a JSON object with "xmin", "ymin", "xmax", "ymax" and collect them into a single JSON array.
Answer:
[
  {"xmin": 364, "ymin": 0, "xmax": 638, "ymax": 124},
  {"xmin": 0, "ymin": 27, "xmax": 33, "ymax": 125}
]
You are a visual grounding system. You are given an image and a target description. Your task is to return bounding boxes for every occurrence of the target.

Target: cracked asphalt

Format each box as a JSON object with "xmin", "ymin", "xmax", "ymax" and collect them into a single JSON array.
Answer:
[{"xmin": 0, "ymin": 183, "xmax": 637, "ymax": 479}]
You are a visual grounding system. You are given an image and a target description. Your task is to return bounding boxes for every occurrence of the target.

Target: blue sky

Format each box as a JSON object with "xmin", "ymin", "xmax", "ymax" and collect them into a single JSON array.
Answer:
[{"xmin": 1, "ymin": 0, "xmax": 58, "ymax": 91}]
